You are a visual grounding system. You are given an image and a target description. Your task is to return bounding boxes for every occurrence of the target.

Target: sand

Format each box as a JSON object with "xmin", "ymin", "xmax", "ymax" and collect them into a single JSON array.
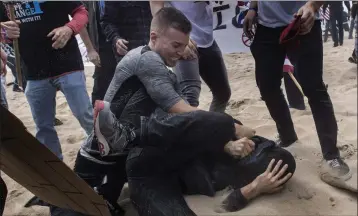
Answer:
[{"xmin": 2, "ymin": 37, "xmax": 357, "ymax": 216}]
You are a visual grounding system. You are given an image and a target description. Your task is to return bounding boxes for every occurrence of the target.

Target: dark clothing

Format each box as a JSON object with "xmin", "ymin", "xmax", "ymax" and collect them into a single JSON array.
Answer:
[
  {"xmin": 284, "ymin": 69, "xmax": 305, "ymax": 110},
  {"xmin": 0, "ymin": 176, "xmax": 7, "ymax": 216},
  {"xmin": 0, "ymin": 2, "xmax": 84, "ymax": 80},
  {"xmin": 82, "ymin": 1, "xmax": 117, "ymax": 106},
  {"xmin": 126, "ymin": 110, "xmax": 236, "ymax": 216},
  {"xmin": 126, "ymin": 111, "xmax": 296, "ymax": 216},
  {"xmin": 250, "ymin": 21, "xmax": 339, "ymax": 160},
  {"xmin": 100, "ymin": 1, "xmax": 152, "ymax": 62},
  {"xmin": 323, "ymin": 1, "xmax": 351, "ymax": 45},
  {"xmin": 331, "ymin": 10, "xmax": 344, "ymax": 45},
  {"xmin": 323, "ymin": 1, "xmax": 351, "ymax": 16},
  {"xmin": 6, "ymin": 55, "xmax": 27, "ymax": 90},
  {"xmin": 174, "ymin": 41, "xmax": 231, "ymax": 112}
]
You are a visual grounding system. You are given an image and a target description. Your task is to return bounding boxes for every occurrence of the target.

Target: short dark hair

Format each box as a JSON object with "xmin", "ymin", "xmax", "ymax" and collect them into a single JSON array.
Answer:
[{"xmin": 151, "ymin": 7, "xmax": 192, "ymax": 34}]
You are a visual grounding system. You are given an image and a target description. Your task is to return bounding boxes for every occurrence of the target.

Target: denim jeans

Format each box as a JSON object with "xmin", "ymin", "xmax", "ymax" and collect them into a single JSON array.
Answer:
[
  {"xmin": 251, "ymin": 21, "xmax": 339, "ymax": 160},
  {"xmin": 173, "ymin": 41, "xmax": 231, "ymax": 112},
  {"xmin": 25, "ymin": 71, "xmax": 93, "ymax": 160}
]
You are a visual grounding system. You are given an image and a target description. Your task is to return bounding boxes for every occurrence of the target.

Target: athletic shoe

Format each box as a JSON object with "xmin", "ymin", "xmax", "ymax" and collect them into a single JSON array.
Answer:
[
  {"xmin": 94, "ymin": 100, "xmax": 135, "ymax": 156},
  {"xmin": 322, "ymin": 158, "xmax": 352, "ymax": 180}
]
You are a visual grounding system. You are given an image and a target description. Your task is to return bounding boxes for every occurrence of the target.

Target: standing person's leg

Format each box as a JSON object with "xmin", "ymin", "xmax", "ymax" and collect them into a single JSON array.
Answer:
[
  {"xmin": 25, "ymin": 79, "xmax": 62, "ymax": 159},
  {"xmin": 56, "ymin": 71, "xmax": 93, "ymax": 135},
  {"xmin": 250, "ymin": 24, "xmax": 297, "ymax": 146},
  {"xmin": 91, "ymin": 46, "xmax": 117, "ymax": 107},
  {"xmin": 5, "ymin": 55, "xmax": 20, "ymax": 92},
  {"xmin": 337, "ymin": 11, "xmax": 344, "ymax": 45},
  {"xmin": 324, "ymin": 20, "xmax": 330, "ymax": 42},
  {"xmin": 198, "ymin": 41, "xmax": 231, "ymax": 112},
  {"xmin": 0, "ymin": 76, "xmax": 8, "ymax": 109},
  {"xmin": 173, "ymin": 59, "xmax": 202, "ymax": 107},
  {"xmin": 331, "ymin": 14, "xmax": 339, "ymax": 46},
  {"xmin": 288, "ymin": 21, "xmax": 350, "ymax": 177},
  {"xmin": 349, "ymin": 17, "xmax": 355, "ymax": 39}
]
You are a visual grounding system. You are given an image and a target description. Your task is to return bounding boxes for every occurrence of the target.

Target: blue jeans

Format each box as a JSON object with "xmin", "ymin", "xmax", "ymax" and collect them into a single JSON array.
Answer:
[{"xmin": 25, "ymin": 71, "xmax": 93, "ymax": 160}]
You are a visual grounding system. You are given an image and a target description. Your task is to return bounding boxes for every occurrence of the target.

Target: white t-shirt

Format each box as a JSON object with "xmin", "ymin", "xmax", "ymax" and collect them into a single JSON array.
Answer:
[{"xmin": 167, "ymin": 1, "xmax": 214, "ymax": 48}]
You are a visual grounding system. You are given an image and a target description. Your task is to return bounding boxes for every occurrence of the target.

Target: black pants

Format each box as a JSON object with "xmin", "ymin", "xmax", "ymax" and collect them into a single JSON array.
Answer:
[
  {"xmin": 91, "ymin": 44, "xmax": 117, "ymax": 107},
  {"xmin": 331, "ymin": 11, "xmax": 344, "ymax": 45},
  {"xmin": 6, "ymin": 55, "xmax": 27, "ymax": 90},
  {"xmin": 174, "ymin": 41, "xmax": 231, "ymax": 112},
  {"xmin": 126, "ymin": 110, "xmax": 236, "ymax": 216},
  {"xmin": 250, "ymin": 21, "xmax": 339, "ymax": 160},
  {"xmin": 0, "ymin": 176, "xmax": 7, "ymax": 216},
  {"xmin": 126, "ymin": 111, "xmax": 296, "ymax": 216}
]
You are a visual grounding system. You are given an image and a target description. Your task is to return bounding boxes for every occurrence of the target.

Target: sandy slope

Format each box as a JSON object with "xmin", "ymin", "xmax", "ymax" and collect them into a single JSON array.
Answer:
[{"xmin": 2, "ymin": 37, "xmax": 357, "ymax": 216}]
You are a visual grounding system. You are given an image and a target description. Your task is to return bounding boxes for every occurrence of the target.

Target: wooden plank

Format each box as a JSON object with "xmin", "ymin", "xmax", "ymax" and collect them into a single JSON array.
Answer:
[
  {"xmin": 66, "ymin": 193, "xmax": 101, "ymax": 215},
  {"xmin": 95, "ymin": 203, "xmax": 112, "ymax": 216},
  {"xmin": 2, "ymin": 140, "xmax": 79, "ymax": 193},
  {"xmin": 0, "ymin": 150, "xmax": 50, "ymax": 185},
  {"xmin": 47, "ymin": 162, "xmax": 105, "ymax": 204},
  {"xmin": 0, "ymin": 105, "xmax": 110, "ymax": 216},
  {"xmin": 43, "ymin": 185, "xmax": 87, "ymax": 214}
]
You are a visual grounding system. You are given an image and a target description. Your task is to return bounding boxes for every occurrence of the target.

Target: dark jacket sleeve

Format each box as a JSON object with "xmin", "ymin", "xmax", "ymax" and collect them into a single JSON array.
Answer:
[
  {"xmin": 0, "ymin": 3, "xmax": 9, "ymax": 22},
  {"xmin": 344, "ymin": 1, "xmax": 351, "ymax": 12},
  {"xmin": 352, "ymin": 2, "xmax": 358, "ymax": 19},
  {"xmin": 100, "ymin": 1, "xmax": 122, "ymax": 48}
]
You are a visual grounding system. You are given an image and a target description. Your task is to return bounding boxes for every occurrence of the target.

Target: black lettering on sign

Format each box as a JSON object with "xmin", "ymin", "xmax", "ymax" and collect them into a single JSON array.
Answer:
[{"xmin": 213, "ymin": 1, "xmax": 230, "ymax": 31}]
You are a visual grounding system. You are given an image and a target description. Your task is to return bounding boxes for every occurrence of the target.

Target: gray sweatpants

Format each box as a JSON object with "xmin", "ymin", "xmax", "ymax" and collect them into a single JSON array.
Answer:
[{"xmin": 173, "ymin": 40, "xmax": 231, "ymax": 112}]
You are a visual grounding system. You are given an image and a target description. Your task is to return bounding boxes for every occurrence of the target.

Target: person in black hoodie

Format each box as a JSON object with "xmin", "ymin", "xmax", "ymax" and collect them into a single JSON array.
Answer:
[
  {"xmin": 100, "ymin": 1, "xmax": 152, "ymax": 63},
  {"xmin": 82, "ymin": 1, "xmax": 117, "ymax": 107}
]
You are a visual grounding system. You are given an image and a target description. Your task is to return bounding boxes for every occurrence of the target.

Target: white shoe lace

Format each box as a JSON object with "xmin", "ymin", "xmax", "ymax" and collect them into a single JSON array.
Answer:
[{"xmin": 328, "ymin": 159, "xmax": 340, "ymax": 168}]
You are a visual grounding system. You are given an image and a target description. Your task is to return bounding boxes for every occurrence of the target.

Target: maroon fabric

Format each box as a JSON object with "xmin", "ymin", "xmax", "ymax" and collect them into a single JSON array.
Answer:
[{"xmin": 279, "ymin": 16, "xmax": 301, "ymax": 48}]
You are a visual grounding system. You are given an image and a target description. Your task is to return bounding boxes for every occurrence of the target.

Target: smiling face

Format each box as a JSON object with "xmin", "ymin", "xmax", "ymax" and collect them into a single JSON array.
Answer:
[{"xmin": 150, "ymin": 27, "xmax": 189, "ymax": 67}]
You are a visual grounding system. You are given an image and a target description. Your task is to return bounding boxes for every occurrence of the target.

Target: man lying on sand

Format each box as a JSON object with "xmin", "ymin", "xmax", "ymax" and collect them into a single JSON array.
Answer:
[
  {"xmin": 44, "ymin": 7, "xmax": 296, "ymax": 216},
  {"xmin": 244, "ymin": 1, "xmax": 352, "ymax": 186}
]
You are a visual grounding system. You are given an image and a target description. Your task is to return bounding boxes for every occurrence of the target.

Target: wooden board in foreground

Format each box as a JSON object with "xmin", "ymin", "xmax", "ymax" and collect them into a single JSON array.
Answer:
[{"xmin": 0, "ymin": 105, "xmax": 111, "ymax": 216}]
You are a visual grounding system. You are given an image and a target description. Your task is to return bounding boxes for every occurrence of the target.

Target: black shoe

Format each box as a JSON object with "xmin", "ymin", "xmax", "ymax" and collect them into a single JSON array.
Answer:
[
  {"xmin": 54, "ymin": 117, "xmax": 63, "ymax": 126},
  {"xmin": 339, "ymin": 42, "xmax": 343, "ymax": 46},
  {"xmin": 348, "ymin": 57, "xmax": 357, "ymax": 64},
  {"xmin": 275, "ymin": 135, "xmax": 298, "ymax": 147},
  {"xmin": 12, "ymin": 85, "xmax": 23, "ymax": 92},
  {"xmin": 333, "ymin": 43, "xmax": 339, "ymax": 47},
  {"xmin": 24, "ymin": 196, "xmax": 50, "ymax": 208}
]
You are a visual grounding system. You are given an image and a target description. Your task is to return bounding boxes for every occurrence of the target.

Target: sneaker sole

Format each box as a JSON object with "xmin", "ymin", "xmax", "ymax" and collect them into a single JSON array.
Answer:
[{"xmin": 94, "ymin": 100, "xmax": 110, "ymax": 156}]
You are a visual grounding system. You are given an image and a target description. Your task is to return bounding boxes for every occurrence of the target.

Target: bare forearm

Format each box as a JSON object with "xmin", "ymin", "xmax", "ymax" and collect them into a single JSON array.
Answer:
[
  {"xmin": 149, "ymin": 1, "xmax": 165, "ymax": 16},
  {"xmin": 79, "ymin": 28, "xmax": 95, "ymax": 52}
]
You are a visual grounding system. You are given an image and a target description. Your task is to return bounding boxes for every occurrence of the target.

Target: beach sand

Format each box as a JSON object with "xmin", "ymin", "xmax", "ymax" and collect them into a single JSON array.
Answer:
[{"xmin": 2, "ymin": 37, "xmax": 357, "ymax": 216}]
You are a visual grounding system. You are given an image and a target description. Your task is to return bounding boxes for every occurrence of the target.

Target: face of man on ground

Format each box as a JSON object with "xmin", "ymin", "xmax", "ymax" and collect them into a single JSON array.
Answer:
[{"xmin": 150, "ymin": 27, "xmax": 189, "ymax": 67}]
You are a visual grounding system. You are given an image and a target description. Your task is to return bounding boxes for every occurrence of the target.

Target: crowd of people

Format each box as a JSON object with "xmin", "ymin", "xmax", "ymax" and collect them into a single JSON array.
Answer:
[{"xmin": 0, "ymin": 1, "xmax": 357, "ymax": 216}]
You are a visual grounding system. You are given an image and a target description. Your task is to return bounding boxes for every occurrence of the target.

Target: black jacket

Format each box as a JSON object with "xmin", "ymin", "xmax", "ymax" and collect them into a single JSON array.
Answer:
[{"xmin": 100, "ymin": 1, "xmax": 152, "ymax": 62}]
